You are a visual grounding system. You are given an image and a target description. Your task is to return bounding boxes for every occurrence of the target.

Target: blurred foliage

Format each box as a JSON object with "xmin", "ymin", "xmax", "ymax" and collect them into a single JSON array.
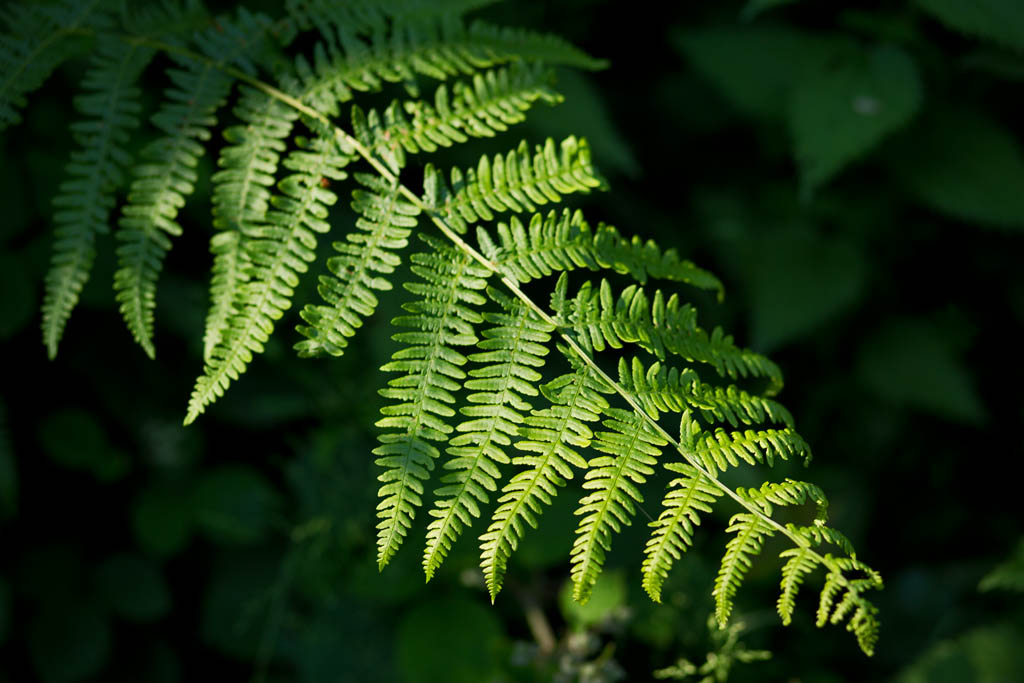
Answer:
[{"xmin": 1, "ymin": 0, "xmax": 1022, "ymax": 681}]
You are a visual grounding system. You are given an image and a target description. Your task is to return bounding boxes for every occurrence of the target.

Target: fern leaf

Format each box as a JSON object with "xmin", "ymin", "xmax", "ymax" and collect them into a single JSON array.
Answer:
[
  {"xmin": 776, "ymin": 546, "xmax": 820, "ymax": 625},
  {"xmin": 478, "ymin": 209, "xmax": 724, "ymax": 295},
  {"xmin": 296, "ymin": 173, "xmax": 419, "ymax": 357},
  {"xmin": 815, "ymin": 557, "xmax": 883, "ymax": 656},
  {"xmin": 186, "ymin": 132, "xmax": 353, "ymax": 423},
  {"xmin": 554, "ymin": 277, "xmax": 783, "ymax": 391},
  {"xmin": 618, "ymin": 357, "xmax": 793, "ymax": 427},
  {"xmin": 422, "ymin": 288, "xmax": 552, "ymax": 579},
  {"xmin": 713, "ymin": 512, "xmax": 774, "ymax": 627},
  {"xmin": 296, "ymin": 16, "xmax": 603, "ymax": 117},
  {"xmin": 571, "ymin": 408, "xmax": 668, "ymax": 603},
  {"xmin": 739, "ymin": 479, "xmax": 828, "ymax": 518},
  {"xmin": 41, "ymin": 37, "xmax": 153, "ymax": 358},
  {"xmin": 0, "ymin": 0, "xmax": 105, "ymax": 132},
  {"xmin": 641, "ymin": 462, "xmax": 723, "ymax": 602},
  {"xmin": 480, "ymin": 351, "xmax": 610, "ymax": 599},
  {"xmin": 204, "ymin": 85, "xmax": 300, "ymax": 361},
  {"xmin": 115, "ymin": 10, "xmax": 283, "ymax": 357},
  {"xmin": 424, "ymin": 137, "xmax": 604, "ymax": 234},
  {"xmin": 788, "ymin": 524, "xmax": 854, "ymax": 555},
  {"xmin": 688, "ymin": 419, "xmax": 812, "ymax": 475},
  {"xmin": 375, "ymin": 63, "xmax": 561, "ymax": 164},
  {"xmin": 374, "ymin": 235, "xmax": 490, "ymax": 569}
]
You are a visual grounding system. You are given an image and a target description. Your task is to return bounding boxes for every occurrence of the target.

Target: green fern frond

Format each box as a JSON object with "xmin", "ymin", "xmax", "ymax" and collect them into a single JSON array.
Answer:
[
  {"xmin": 479, "ymin": 352, "xmax": 610, "ymax": 600},
  {"xmin": 787, "ymin": 524, "xmax": 855, "ymax": 555},
  {"xmin": 422, "ymin": 288, "xmax": 552, "ymax": 579},
  {"xmin": 690, "ymin": 421, "xmax": 812, "ymax": 475},
  {"xmin": 713, "ymin": 512, "xmax": 774, "ymax": 627},
  {"xmin": 41, "ymin": 36, "xmax": 153, "ymax": 358},
  {"xmin": 618, "ymin": 357, "xmax": 794, "ymax": 426},
  {"xmin": 571, "ymin": 408, "xmax": 668, "ymax": 603},
  {"xmin": 187, "ymin": 131, "xmax": 353, "ymax": 423},
  {"xmin": 204, "ymin": 85, "xmax": 300, "ymax": 361},
  {"xmin": 553, "ymin": 276, "xmax": 783, "ymax": 391},
  {"xmin": 0, "ymin": 0, "xmax": 106, "ymax": 132},
  {"xmin": 295, "ymin": 173, "xmax": 419, "ymax": 357},
  {"xmin": 815, "ymin": 557, "xmax": 883, "ymax": 655},
  {"xmin": 295, "ymin": 16, "xmax": 603, "ymax": 118},
  {"xmin": 738, "ymin": 479, "xmax": 827, "ymax": 518},
  {"xmin": 374, "ymin": 235, "xmax": 490, "ymax": 569},
  {"xmin": 641, "ymin": 462, "xmax": 723, "ymax": 602},
  {"xmin": 777, "ymin": 546, "xmax": 821, "ymax": 625},
  {"xmin": 477, "ymin": 209, "xmax": 724, "ymax": 295},
  {"xmin": 363, "ymin": 63, "xmax": 561, "ymax": 168},
  {"xmin": 424, "ymin": 136, "xmax": 604, "ymax": 234},
  {"xmin": 115, "ymin": 12, "xmax": 283, "ymax": 357}
]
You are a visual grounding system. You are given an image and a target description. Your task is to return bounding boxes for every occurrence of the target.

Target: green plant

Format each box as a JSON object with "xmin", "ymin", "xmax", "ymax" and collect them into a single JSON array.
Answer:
[{"xmin": 5, "ymin": 0, "xmax": 882, "ymax": 656}]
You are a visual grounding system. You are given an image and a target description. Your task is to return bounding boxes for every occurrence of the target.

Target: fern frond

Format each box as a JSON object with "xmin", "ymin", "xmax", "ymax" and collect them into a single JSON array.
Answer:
[
  {"xmin": 479, "ymin": 351, "xmax": 610, "ymax": 599},
  {"xmin": 618, "ymin": 357, "xmax": 794, "ymax": 426},
  {"xmin": 641, "ymin": 462, "xmax": 723, "ymax": 602},
  {"xmin": 374, "ymin": 235, "xmax": 490, "ymax": 569},
  {"xmin": 204, "ymin": 85, "xmax": 300, "ymax": 360},
  {"xmin": 364, "ymin": 63, "xmax": 561, "ymax": 168},
  {"xmin": 296, "ymin": 16, "xmax": 603, "ymax": 118},
  {"xmin": 424, "ymin": 136, "xmax": 603, "ymax": 233},
  {"xmin": 815, "ymin": 557, "xmax": 883, "ymax": 655},
  {"xmin": 422, "ymin": 288, "xmax": 552, "ymax": 579},
  {"xmin": 0, "ymin": 0, "xmax": 106, "ymax": 132},
  {"xmin": 553, "ymin": 276, "xmax": 783, "ymax": 392},
  {"xmin": 787, "ymin": 524, "xmax": 854, "ymax": 555},
  {"xmin": 688, "ymin": 417, "xmax": 812, "ymax": 475},
  {"xmin": 186, "ymin": 131, "xmax": 353, "ymax": 423},
  {"xmin": 477, "ymin": 209, "xmax": 724, "ymax": 295},
  {"xmin": 571, "ymin": 408, "xmax": 668, "ymax": 603},
  {"xmin": 738, "ymin": 479, "xmax": 827, "ymax": 519},
  {"xmin": 295, "ymin": 173, "xmax": 419, "ymax": 357},
  {"xmin": 713, "ymin": 512, "xmax": 774, "ymax": 627},
  {"xmin": 777, "ymin": 546, "xmax": 821, "ymax": 625},
  {"xmin": 115, "ymin": 11, "xmax": 282, "ymax": 357},
  {"xmin": 41, "ymin": 36, "xmax": 154, "ymax": 358}
]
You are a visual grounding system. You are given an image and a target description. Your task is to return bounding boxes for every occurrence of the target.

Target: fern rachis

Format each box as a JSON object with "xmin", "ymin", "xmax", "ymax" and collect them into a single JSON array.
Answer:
[{"xmin": 11, "ymin": 0, "xmax": 883, "ymax": 656}]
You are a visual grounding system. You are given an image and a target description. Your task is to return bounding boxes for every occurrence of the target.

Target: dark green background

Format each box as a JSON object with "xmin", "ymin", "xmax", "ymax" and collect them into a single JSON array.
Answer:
[{"xmin": 1, "ymin": 1, "xmax": 1022, "ymax": 681}]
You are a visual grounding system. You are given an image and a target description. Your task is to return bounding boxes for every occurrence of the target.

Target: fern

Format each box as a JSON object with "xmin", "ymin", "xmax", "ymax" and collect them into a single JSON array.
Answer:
[
  {"xmin": 116, "ymin": 9, "xmax": 282, "ymax": 357},
  {"xmin": 479, "ymin": 352, "xmax": 608, "ymax": 599},
  {"xmin": 424, "ymin": 136, "xmax": 603, "ymax": 234},
  {"xmin": 713, "ymin": 512, "xmax": 774, "ymax": 628},
  {"xmin": 187, "ymin": 128, "xmax": 353, "ymax": 422},
  {"xmin": 41, "ymin": 36, "xmax": 154, "ymax": 358},
  {"xmin": 422, "ymin": 288, "xmax": 551, "ymax": 579},
  {"xmin": 641, "ymin": 461, "xmax": 723, "ymax": 602},
  {"xmin": 571, "ymin": 408, "xmax": 668, "ymax": 602},
  {"xmin": 0, "ymin": 0, "xmax": 106, "ymax": 131},
  {"xmin": 204, "ymin": 85, "xmax": 300, "ymax": 361},
  {"xmin": 16, "ymin": 0, "xmax": 884, "ymax": 656},
  {"xmin": 374, "ymin": 234, "xmax": 490, "ymax": 567}
]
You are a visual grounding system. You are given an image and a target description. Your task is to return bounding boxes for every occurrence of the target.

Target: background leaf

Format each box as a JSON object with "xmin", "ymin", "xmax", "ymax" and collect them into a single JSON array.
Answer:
[
  {"xmin": 886, "ymin": 109, "xmax": 1024, "ymax": 229},
  {"xmin": 915, "ymin": 0, "xmax": 1024, "ymax": 51},
  {"xmin": 790, "ymin": 45, "xmax": 921, "ymax": 197},
  {"xmin": 674, "ymin": 26, "xmax": 853, "ymax": 119},
  {"xmin": 93, "ymin": 553, "xmax": 171, "ymax": 622}
]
